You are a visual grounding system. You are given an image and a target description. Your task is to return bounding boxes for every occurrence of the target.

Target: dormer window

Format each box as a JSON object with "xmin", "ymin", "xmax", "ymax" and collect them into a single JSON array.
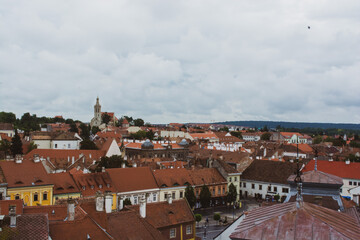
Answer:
[
  {"xmin": 91, "ymin": 185, "xmax": 94, "ymax": 189},
  {"xmin": 99, "ymin": 184, "xmax": 102, "ymax": 189},
  {"xmin": 82, "ymin": 186, "xmax": 86, "ymax": 190},
  {"xmin": 106, "ymin": 183, "xmax": 110, "ymax": 188},
  {"xmin": 15, "ymin": 181, "xmax": 24, "ymax": 185}
]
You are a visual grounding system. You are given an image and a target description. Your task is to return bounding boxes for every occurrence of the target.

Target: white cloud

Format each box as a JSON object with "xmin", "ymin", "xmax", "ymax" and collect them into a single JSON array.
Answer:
[{"xmin": 0, "ymin": 0, "xmax": 360, "ymax": 124}]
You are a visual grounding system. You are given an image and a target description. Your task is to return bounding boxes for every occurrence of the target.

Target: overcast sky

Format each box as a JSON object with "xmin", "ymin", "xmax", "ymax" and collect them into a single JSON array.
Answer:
[{"xmin": 1, "ymin": 1, "xmax": 360, "ymax": 124}]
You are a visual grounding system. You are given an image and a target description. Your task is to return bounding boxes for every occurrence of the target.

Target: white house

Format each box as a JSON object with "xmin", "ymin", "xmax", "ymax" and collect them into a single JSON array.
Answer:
[{"xmin": 31, "ymin": 132, "xmax": 81, "ymax": 150}]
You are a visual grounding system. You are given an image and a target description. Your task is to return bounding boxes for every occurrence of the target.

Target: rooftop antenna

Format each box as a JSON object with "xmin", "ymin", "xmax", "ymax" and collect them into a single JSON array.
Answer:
[{"xmin": 295, "ymin": 136, "xmax": 303, "ymax": 208}]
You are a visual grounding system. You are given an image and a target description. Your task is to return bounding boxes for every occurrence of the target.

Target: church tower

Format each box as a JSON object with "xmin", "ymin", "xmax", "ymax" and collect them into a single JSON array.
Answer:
[{"xmin": 90, "ymin": 97, "xmax": 102, "ymax": 128}]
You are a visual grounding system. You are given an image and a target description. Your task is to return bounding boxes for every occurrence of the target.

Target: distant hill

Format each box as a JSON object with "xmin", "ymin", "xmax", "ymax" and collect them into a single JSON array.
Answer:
[{"xmin": 215, "ymin": 121, "xmax": 360, "ymax": 130}]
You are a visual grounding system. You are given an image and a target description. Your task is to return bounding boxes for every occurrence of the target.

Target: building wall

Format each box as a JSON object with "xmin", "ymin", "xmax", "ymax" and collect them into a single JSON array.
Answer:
[
  {"xmin": 194, "ymin": 183, "xmax": 227, "ymax": 207},
  {"xmin": 0, "ymin": 187, "xmax": 7, "ymax": 200},
  {"xmin": 160, "ymin": 131, "xmax": 186, "ymax": 138},
  {"xmin": 8, "ymin": 185, "xmax": 53, "ymax": 206},
  {"xmin": 53, "ymin": 192, "xmax": 81, "ymax": 204},
  {"xmin": 0, "ymin": 130, "xmax": 15, "ymax": 137},
  {"xmin": 159, "ymin": 222, "xmax": 196, "ymax": 240},
  {"xmin": 51, "ymin": 140, "xmax": 79, "ymax": 150},
  {"xmin": 159, "ymin": 187, "xmax": 186, "ymax": 202},
  {"xmin": 227, "ymin": 174, "xmax": 241, "ymax": 201},
  {"xmin": 33, "ymin": 140, "xmax": 51, "ymax": 149},
  {"xmin": 126, "ymin": 148, "xmax": 188, "ymax": 161},
  {"xmin": 341, "ymin": 178, "xmax": 360, "ymax": 197},
  {"xmin": 118, "ymin": 190, "xmax": 159, "ymax": 206},
  {"xmin": 240, "ymin": 180, "xmax": 290, "ymax": 200}
]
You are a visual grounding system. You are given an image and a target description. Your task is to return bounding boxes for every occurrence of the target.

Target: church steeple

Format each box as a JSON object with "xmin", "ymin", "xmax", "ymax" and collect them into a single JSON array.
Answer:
[{"xmin": 90, "ymin": 97, "xmax": 102, "ymax": 128}]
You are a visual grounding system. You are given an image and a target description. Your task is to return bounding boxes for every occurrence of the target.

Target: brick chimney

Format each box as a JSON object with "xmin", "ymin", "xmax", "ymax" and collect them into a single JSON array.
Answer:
[
  {"xmin": 139, "ymin": 195, "xmax": 146, "ymax": 218},
  {"xmin": 118, "ymin": 195, "xmax": 124, "ymax": 211},
  {"xmin": 167, "ymin": 194, "xmax": 173, "ymax": 204},
  {"xmin": 96, "ymin": 191, "xmax": 104, "ymax": 212},
  {"xmin": 67, "ymin": 199, "xmax": 75, "ymax": 221},
  {"xmin": 9, "ymin": 206, "xmax": 16, "ymax": 227}
]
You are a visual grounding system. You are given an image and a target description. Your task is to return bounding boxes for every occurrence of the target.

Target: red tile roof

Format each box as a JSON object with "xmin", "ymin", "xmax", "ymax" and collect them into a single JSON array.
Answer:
[
  {"xmin": 106, "ymin": 167, "xmax": 159, "ymax": 192},
  {"xmin": 188, "ymin": 168, "xmax": 227, "ymax": 186},
  {"xmin": 190, "ymin": 132, "xmax": 218, "ymax": 140},
  {"xmin": 0, "ymin": 159, "xmax": 53, "ymax": 188},
  {"xmin": 130, "ymin": 199, "xmax": 195, "ymax": 229},
  {"xmin": 48, "ymin": 172, "xmax": 80, "ymax": 195},
  {"xmin": 153, "ymin": 168, "xmax": 193, "ymax": 187},
  {"xmin": 71, "ymin": 172, "xmax": 115, "ymax": 197},
  {"xmin": 303, "ymin": 160, "xmax": 360, "ymax": 180}
]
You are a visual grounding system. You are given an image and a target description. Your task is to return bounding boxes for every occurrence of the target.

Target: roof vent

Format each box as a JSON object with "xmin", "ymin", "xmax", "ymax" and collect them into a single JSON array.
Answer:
[{"xmin": 345, "ymin": 160, "xmax": 350, "ymax": 165}]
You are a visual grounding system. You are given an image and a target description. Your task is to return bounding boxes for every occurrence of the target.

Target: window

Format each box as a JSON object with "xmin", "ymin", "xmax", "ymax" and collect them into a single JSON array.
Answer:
[
  {"xmin": 349, "ymin": 181, "xmax": 353, "ymax": 186},
  {"xmin": 55, "ymin": 144, "xmax": 57, "ymax": 148},
  {"xmin": 153, "ymin": 193, "xmax": 157, "ymax": 202},
  {"xmin": 243, "ymin": 182, "xmax": 246, "ymax": 188},
  {"xmin": 259, "ymin": 185, "xmax": 262, "ymax": 190},
  {"xmin": 68, "ymin": 144, "xmax": 71, "ymax": 148},
  {"xmin": 15, "ymin": 194, "xmax": 20, "ymax": 200},
  {"xmin": 268, "ymin": 186, "xmax": 271, "ymax": 191},
  {"xmin": 180, "ymin": 191, "xmax": 183, "ymax": 198},
  {"xmin": 43, "ymin": 192, "xmax": 48, "ymax": 201},
  {"xmin": 273, "ymin": 187, "xmax": 277, "ymax": 192},
  {"xmin": 170, "ymin": 228, "xmax": 176, "ymax": 238},
  {"xmin": 222, "ymin": 187, "xmax": 225, "ymax": 194},
  {"xmin": 164, "ymin": 193, "xmax": 168, "ymax": 199},
  {"xmin": 172, "ymin": 192, "xmax": 176, "ymax": 199},
  {"xmin": 133, "ymin": 196, "xmax": 138, "ymax": 205},
  {"xmin": 282, "ymin": 188, "xmax": 289, "ymax": 193},
  {"xmin": 34, "ymin": 193, "xmax": 39, "ymax": 202},
  {"xmin": 234, "ymin": 177, "xmax": 237, "ymax": 182},
  {"xmin": 186, "ymin": 225, "xmax": 192, "ymax": 234},
  {"xmin": 229, "ymin": 177, "xmax": 232, "ymax": 182},
  {"xmin": 251, "ymin": 184, "xmax": 255, "ymax": 189},
  {"xmin": 218, "ymin": 187, "xmax": 221, "ymax": 195},
  {"xmin": 212, "ymin": 188, "xmax": 215, "ymax": 196}
]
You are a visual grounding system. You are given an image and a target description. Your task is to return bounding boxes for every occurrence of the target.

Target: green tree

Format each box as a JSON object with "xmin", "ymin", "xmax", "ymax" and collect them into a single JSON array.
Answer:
[
  {"xmin": 260, "ymin": 132, "xmax": 272, "ymax": 141},
  {"xmin": 0, "ymin": 111, "xmax": 16, "ymax": 123},
  {"xmin": 130, "ymin": 130, "xmax": 147, "ymax": 140},
  {"xmin": 274, "ymin": 194, "xmax": 280, "ymax": 202},
  {"xmin": 0, "ymin": 139, "xmax": 11, "ymax": 156},
  {"xmin": 230, "ymin": 131, "xmax": 242, "ymax": 139},
  {"xmin": 79, "ymin": 123, "xmax": 90, "ymax": 140},
  {"xmin": 134, "ymin": 118, "xmax": 144, "ymax": 126},
  {"xmin": 185, "ymin": 185, "xmax": 196, "ymax": 209},
  {"xmin": 91, "ymin": 126, "xmax": 100, "ymax": 134},
  {"xmin": 213, "ymin": 213, "xmax": 221, "ymax": 225},
  {"xmin": 226, "ymin": 183, "xmax": 238, "ymax": 204},
  {"xmin": 263, "ymin": 125, "xmax": 269, "ymax": 132},
  {"xmin": 95, "ymin": 155, "xmax": 126, "ymax": 171},
  {"xmin": 70, "ymin": 123, "xmax": 78, "ymax": 133},
  {"xmin": 80, "ymin": 139, "xmax": 97, "ymax": 150},
  {"xmin": 195, "ymin": 214, "xmax": 202, "ymax": 227},
  {"xmin": 102, "ymin": 113, "xmax": 111, "ymax": 125},
  {"xmin": 199, "ymin": 185, "xmax": 211, "ymax": 208},
  {"xmin": 145, "ymin": 130, "xmax": 155, "ymax": 140},
  {"xmin": 219, "ymin": 126, "xmax": 229, "ymax": 132},
  {"xmin": 10, "ymin": 129, "xmax": 23, "ymax": 156},
  {"xmin": 27, "ymin": 141, "xmax": 37, "ymax": 154},
  {"xmin": 313, "ymin": 135, "xmax": 323, "ymax": 144}
]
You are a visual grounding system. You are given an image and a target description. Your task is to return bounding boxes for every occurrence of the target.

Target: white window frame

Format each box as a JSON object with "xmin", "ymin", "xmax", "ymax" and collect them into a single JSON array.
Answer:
[
  {"xmin": 170, "ymin": 228, "xmax": 176, "ymax": 238},
  {"xmin": 186, "ymin": 225, "xmax": 192, "ymax": 234}
]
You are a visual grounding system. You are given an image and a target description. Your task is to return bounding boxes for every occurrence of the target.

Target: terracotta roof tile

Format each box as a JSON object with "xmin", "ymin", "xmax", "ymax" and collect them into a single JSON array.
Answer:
[
  {"xmin": 153, "ymin": 168, "xmax": 193, "ymax": 187},
  {"xmin": 303, "ymin": 160, "xmax": 360, "ymax": 180},
  {"xmin": 188, "ymin": 168, "xmax": 227, "ymax": 186},
  {"xmin": 0, "ymin": 159, "xmax": 53, "ymax": 188},
  {"xmin": 71, "ymin": 172, "xmax": 115, "ymax": 197},
  {"xmin": 48, "ymin": 172, "xmax": 80, "ymax": 195},
  {"xmin": 106, "ymin": 167, "xmax": 159, "ymax": 192}
]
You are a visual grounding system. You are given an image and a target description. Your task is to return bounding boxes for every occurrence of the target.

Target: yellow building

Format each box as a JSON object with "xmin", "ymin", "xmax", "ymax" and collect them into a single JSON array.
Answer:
[{"xmin": 0, "ymin": 157, "xmax": 54, "ymax": 206}]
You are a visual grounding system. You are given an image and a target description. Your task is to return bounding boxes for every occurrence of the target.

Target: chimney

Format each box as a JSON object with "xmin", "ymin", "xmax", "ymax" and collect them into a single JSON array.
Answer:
[
  {"xmin": 9, "ymin": 206, "xmax": 16, "ymax": 228},
  {"xmin": 33, "ymin": 154, "xmax": 40, "ymax": 163},
  {"xmin": 102, "ymin": 167, "xmax": 105, "ymax": 172},
  {"xmin": 96, "ymin": 191, "xmax": 104, "ymax": 212},
  {"xmin": 345, "ymin": 160, "xmax": 350, "ymax": 165},
  {"xmin": 15, "ymin": 155, "xmax": 22, "ymax": 164},
  {"xmin": 67, "ymin": 156, "xmax": 70, "ymax": 163},
  {"xmin": 167, "ymin": 194, "xmax": 173, "ymax": 204},
  {"xmin": 67, "ymin": 199, "xmax": 75, "ymax": 221},
  {"xmin": 72, "ymin": 156, "xmax": 75, "ymax": 165},
  {"xmin": 139, "ymin": 195, "xmax": 146, "ymax": 218},
  {"xmin": 118, "ymin": 196, "xmax": 124, "ymax": 211},
  {"xmin": 121, "ymin": 162, "xmax": 126, "ymax": 168},
  {"xmin": 133, "ymin": 163, "xmax": 137, "ymax": 168},
  {"xmin": 105, "ymin": 192, "xmax": 112, "ymax": 213}
]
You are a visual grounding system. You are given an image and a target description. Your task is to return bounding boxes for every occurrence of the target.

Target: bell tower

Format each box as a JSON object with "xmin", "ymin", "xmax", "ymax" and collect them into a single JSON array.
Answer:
[{"xmin": 90, "ymin": 97, "xmax": 102, "ymax": 128}]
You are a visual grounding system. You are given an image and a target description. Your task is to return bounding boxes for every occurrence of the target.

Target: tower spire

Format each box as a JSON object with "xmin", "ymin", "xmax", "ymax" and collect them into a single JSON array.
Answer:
[{"xmin": 295, "ymin": 136, "xmax": 303, "ymax": 208}]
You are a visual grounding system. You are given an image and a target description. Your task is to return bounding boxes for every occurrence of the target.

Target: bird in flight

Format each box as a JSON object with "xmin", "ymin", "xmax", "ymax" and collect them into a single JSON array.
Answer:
[{"xmin": 308, "ymin": 26, "xmax": 310, "ymax": 29}]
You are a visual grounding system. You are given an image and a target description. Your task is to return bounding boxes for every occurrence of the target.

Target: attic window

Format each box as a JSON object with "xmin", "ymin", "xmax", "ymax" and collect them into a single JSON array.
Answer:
[
  {"xmin": 106, "ymin": 183, "xmax": 110, "ymax": 188},
  {"xmin": 91, "ymin": 185, "xmax": 94, "ymax": 189},
  {"xmin": 168, "ymin": 211, "xmax": 174, "ymax": 215},
  {"xmin": 15, "ymin": 181, "xmax": 23, "ymax": 184},
  {"xmin": 161, "ymin": 184, "xmax": 168, "ymax": 188},
  {"xmin": 82, "ymin": 186, "xmax": 86, "ymax": 190},
  {"xmin": 35, "ymin": 179, "xmax": 43, "ymax": 183},
  {"xmin": 68, "ymin": 186, "xmax": 74, "ymax": 189},
  {"xmin": 173, "ymin": 183, "xmax": 179, "ymax": 187},
  {"xmin": 56, "ymin": 187, "xmax": 64, "ymax": 190},
  {"xmin": 99, "ymin": 184, "xmax": 102, "ymax": 189}
]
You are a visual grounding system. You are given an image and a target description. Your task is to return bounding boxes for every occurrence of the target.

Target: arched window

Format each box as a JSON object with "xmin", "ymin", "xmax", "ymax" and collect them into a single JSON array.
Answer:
[
  {"xmin": 15, "ymin": 194, "xmax": 20, "ymax": 200},
  {"xmin": 43, "ymin": 192, "xmax": 48, "ymax": 201}
]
